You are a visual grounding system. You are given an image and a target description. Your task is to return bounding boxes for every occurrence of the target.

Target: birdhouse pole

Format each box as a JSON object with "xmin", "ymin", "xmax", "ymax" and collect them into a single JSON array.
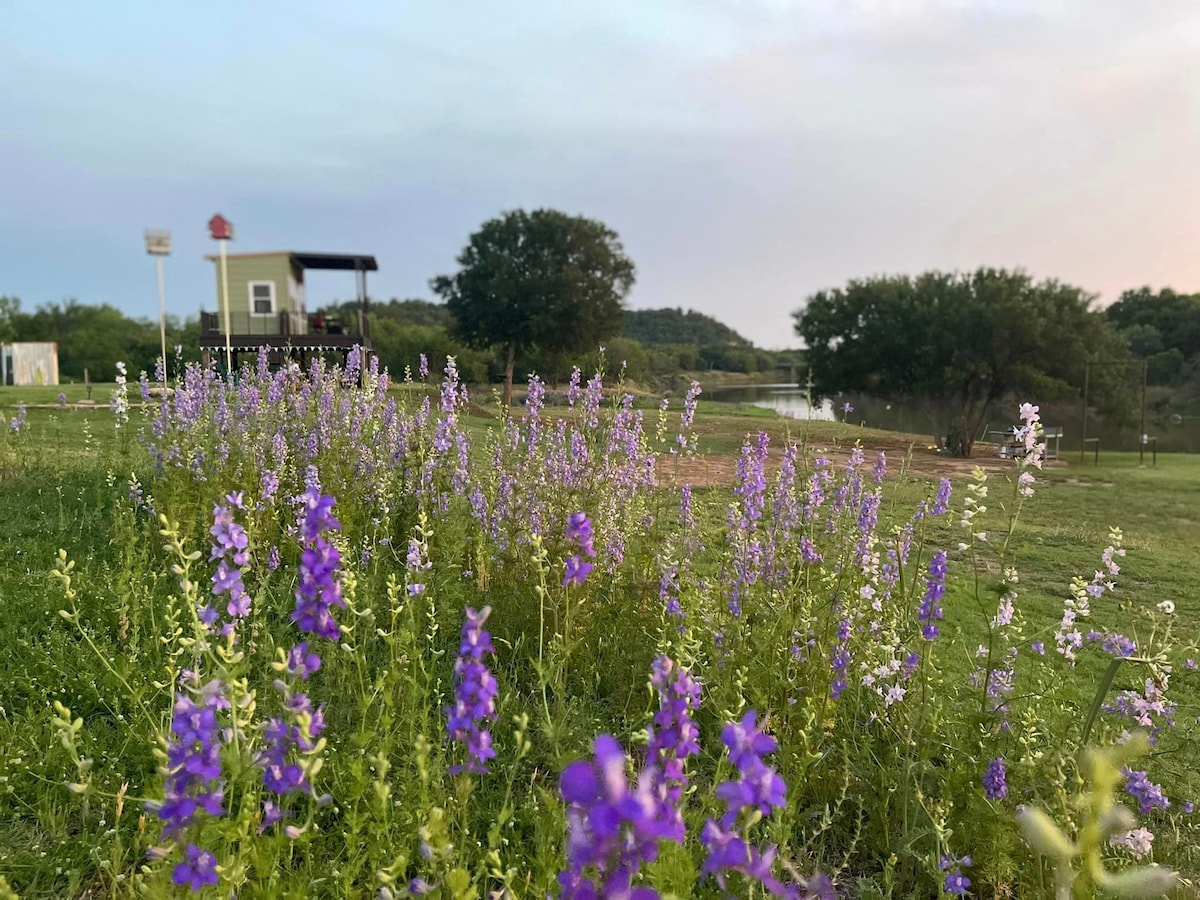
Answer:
[
  {"xmin": 144, "ymin": 229, "xmax": 171, "ymax": 392},
  {"xmin": 208, "ymin": 215, "xmax": 235, "ymax": 376}
]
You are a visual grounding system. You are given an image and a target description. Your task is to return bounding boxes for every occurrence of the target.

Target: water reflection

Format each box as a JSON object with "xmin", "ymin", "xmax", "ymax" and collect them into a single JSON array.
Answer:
[
  {"xmin": 707, "ymin": 384, "xmax": 1200, "ymax": 453},
  {"xmin": 707, "ymin": 384, "xmax": 836, "ymax": 421}
]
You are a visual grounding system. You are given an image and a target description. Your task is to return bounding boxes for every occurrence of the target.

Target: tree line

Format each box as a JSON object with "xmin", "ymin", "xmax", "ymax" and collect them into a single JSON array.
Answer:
[
  {"xmin": 0, "ymin": 296, "xmax": 201, "ymax": 382},
  {"xmin": 7, "ymin": 207, "xmax": 1197, "ymax": 432},
  {"xmin": 793, "ymin": 271, "xmax": 1200, "ymax": 456},
  {"xmin": 4, "ymin": 208, "xmax": 788, "ymax": 395}
]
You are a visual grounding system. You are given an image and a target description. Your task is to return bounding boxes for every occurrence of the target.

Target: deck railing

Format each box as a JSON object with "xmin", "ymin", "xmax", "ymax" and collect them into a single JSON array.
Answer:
[{"xmin": 199, "ymin": 311, "xmax": 361, "ymax": 338}]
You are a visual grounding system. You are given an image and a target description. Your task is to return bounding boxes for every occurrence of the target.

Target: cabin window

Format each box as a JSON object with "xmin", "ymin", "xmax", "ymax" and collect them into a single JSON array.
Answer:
[{"xmin": 249, "ymin": 281, "xmax": 276, "ymax": 316}]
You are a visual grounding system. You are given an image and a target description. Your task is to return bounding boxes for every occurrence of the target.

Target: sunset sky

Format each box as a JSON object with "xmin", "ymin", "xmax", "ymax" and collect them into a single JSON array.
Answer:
[{"xmin": 2, "ymin": 0, "xmax": 1198, "ymax": 348}]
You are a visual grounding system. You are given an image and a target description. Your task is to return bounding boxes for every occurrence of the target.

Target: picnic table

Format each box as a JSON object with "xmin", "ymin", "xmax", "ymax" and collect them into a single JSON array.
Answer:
[
  {"xmin": 986, "ymin": 429, "xmax": 1025, "ymax": 459},
  {"xmin": 986, "ymin": 425, "xmax": 1062, "ymax": 460}
]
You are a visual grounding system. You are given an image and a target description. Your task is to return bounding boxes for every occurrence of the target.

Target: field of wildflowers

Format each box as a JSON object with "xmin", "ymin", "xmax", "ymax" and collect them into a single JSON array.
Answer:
[{"xmin": 0, "ymin": 349, "xmax": 1198, "ymax": 898}]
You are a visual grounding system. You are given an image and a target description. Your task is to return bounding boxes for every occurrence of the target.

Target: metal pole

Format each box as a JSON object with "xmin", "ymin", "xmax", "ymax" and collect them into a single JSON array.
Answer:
[
  {"xmin": 1080, "ymin": 363, "xmax": 1089, "ymax": 464},
  {"xmin": 156, "ymin": 254, "xmax": 168, "ymax": 391},
  {"xmin": 356, "ymin": 266, "xmax": 365, "ymax": 339},
  {"xmin": 220, "ymin": 238, "xmax": 233, "ymax": 376},
  {"xmin": 1139, "ymin": 359, "xmax": 1147, "ymax": 465}
]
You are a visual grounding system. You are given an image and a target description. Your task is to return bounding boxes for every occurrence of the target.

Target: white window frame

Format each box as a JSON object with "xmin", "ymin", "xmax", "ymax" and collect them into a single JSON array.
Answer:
[{"xmin": 248, "ymin": 280, "xmax": 276, "ymax": 317}]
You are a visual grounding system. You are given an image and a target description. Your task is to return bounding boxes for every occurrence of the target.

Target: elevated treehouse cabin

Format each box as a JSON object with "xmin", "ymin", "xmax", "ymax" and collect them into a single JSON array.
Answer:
[{"xmin": 200, "ymin": 251, "xmax": 377, "ymax": 369}]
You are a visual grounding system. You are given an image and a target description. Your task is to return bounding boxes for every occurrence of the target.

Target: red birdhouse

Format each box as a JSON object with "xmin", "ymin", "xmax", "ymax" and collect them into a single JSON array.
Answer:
[{"xmin": 208, "ymin": 214, "xmax": 234, "ymax": 241}]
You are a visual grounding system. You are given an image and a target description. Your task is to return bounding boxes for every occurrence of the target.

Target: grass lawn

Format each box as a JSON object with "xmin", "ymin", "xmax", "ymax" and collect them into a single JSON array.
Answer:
[{"xmin": 0, "ymin": 382, "xmax": 1197, "ymax": 896}]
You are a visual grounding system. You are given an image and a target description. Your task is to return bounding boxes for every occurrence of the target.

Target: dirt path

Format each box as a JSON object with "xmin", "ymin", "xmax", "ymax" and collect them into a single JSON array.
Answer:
[{"xmin": 658, "ymin": 440, "xmax": 1060, "ymax": 488}]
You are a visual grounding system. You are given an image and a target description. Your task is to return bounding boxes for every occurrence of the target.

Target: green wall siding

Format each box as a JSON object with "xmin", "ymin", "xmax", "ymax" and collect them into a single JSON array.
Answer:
[{"xmin": 211, "ymin": 255, "xmax": 293, "ymax": 333}]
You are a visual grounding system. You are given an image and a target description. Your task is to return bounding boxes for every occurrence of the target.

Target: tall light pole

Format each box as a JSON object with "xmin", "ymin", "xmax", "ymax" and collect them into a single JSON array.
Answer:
[
  {"xmin": 144, "ymin": 229, "xmax": 171, "ymax": 391},
  {"xmin": 208, "ymin": 214, "xmax": 235, "ymax": 375}
]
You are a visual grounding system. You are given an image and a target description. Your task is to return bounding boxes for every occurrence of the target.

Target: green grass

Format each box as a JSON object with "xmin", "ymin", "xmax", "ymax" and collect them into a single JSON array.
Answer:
[
  {"xmin": 1, "ymin": 394, "xmax": 1198, "ymax": 895},
  {"xmin": 0, "ymin": 383, "xmax": 119, "ymax": 407}
]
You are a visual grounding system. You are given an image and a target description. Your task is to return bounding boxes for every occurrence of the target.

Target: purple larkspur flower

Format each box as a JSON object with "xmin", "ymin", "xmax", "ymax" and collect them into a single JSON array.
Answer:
[
  {"xmin": 447, "ymin": 606, "xmax": 498, "ymax": 774},
  {"xmin": 558, "ymin": 734, "xmax": 679, "ymax": 898},
  {"xmin": 715, "ymin": 711, "xmax": 786, "ymax": 826},
  {"xmin": 658, "ymin": 567, "xmax": 683, "ymax": 619},
  {"xmin": 830, "ymin": 618, "xmax": 852, "ymax": 699},
  {"xmin": 406, "ymin": 538, "xmax": 430, "ymax": 596},
  {"xmin": 1086, "ymin": 630, "xmax": 1136, "ymax": 658},
  {"xmin": 918, "ymin": 550, "xmax": 948, "ymax": 640},
  {"xmin": 1125, "ymin": 769, "xmax": 1170, "ymax": 815},
  {"xmin": 172, "ymin": 844, "xmax": 219, "ymax": 892},
  {"xmin": 286, "ymin": 643, "xmax": 322, "ymax": 680},
  {"xmin": 567, "ymin": 366, "xmax": 583, "ymax": 406},
  {"xmin": 701, "ymin": 711, "xmax": 792, "ymax": 896},
  {"xmin": 257, "ymin": 692, "xmax": 326, "ymax": 803},
  {"xmin": 932, "ymin": 478, "xmax": 952, "ymax": 516},
  {"xmin": 292, "ymin": 488, "xmax": 344, "ymax": 641},
  {"xmin": 564, "ymin": 555, "xmax": 595, "ymax": 587},
  {"xmin": 800, "ymin": 536, "xmax": 822, "ymax": 564},
  {"xmin": 564, "ymin": 511, "xmax": 597, "ymax": 587},
  {"xmin": 5, "ymin": 402, "xmax": 26, "ymax": 432},
  {"xmin": 647, "ymin": 657, "xmax": 701, "ymax": 836},
  {"xmin": 209, "ymin": 503, "xmax": 248, "ymax": 564},
  {"xmin": 677, "ymin": 380, "xmax": 702, "ymax": 447},
  {"xmin": 701, "ymin": 823, "xmax": 789, "ymax": 896},
  {"xmin": 944, "ymin": 871, "xmax": 971, "ymax": 895},
  {"xmin": 983, "ymin": 757, "xmax": 1007, "ymax": 800},
  {"xmin": 566, "ymin": 511, "xmax": 597, "ymax": 556},
  {"xmin": 150, "ymin": 679, "xmax": 229, "ymax": 838}
]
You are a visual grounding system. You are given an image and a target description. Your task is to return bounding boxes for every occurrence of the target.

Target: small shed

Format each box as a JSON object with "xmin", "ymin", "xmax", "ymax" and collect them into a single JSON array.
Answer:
[{"xmin": 1, "ymin": 342, "xmax": 59, "ymax": 386}]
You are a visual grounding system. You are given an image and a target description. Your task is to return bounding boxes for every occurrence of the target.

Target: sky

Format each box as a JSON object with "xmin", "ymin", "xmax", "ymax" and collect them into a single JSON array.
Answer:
[{"xmin": 2, "ymin": 0, "xmax": 1198, "ymax": 349}]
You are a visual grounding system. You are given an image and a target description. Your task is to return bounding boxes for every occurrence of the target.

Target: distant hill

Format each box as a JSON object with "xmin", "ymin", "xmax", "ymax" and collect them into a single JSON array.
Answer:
[
  {"xmin": 623, "ymin": 308, "xmax": 753, "ymax": 348},
  {"xmin": 344, "ymin": 301, "xmax": 756, "ymax": 349}
]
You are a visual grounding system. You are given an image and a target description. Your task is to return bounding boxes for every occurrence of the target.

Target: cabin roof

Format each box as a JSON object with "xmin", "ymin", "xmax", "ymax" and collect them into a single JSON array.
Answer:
[{"xmin": 203, "ymin": 251, "xmax": 378, "ymax": 271}]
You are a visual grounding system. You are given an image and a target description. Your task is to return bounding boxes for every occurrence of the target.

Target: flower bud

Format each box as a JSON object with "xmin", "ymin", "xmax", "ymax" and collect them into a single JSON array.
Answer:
[
  {"xmin": 1098, "ymin": 865, "xmax": 1177, "ymax": 898},
  {"xmin": 1016, "ymin": 805, "xmax": 1076, "ymax": 859}
]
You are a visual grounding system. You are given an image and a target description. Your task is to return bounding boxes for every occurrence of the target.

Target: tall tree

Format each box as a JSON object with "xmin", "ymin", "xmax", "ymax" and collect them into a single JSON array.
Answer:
[
  {"xmin": 1106, "ymin": 287, "xmax": 1200, "ymax": 385},
  {"xmin": 431, "ymin": 209, "xmax": 635, "ymax": 405},
  {"xmin": 794, "ymin": 268, "xmax": 1132, "ymax": 456},
  {"xmin": 0, "ymin": 296, "xmax": 22, "ymax": 343}
]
